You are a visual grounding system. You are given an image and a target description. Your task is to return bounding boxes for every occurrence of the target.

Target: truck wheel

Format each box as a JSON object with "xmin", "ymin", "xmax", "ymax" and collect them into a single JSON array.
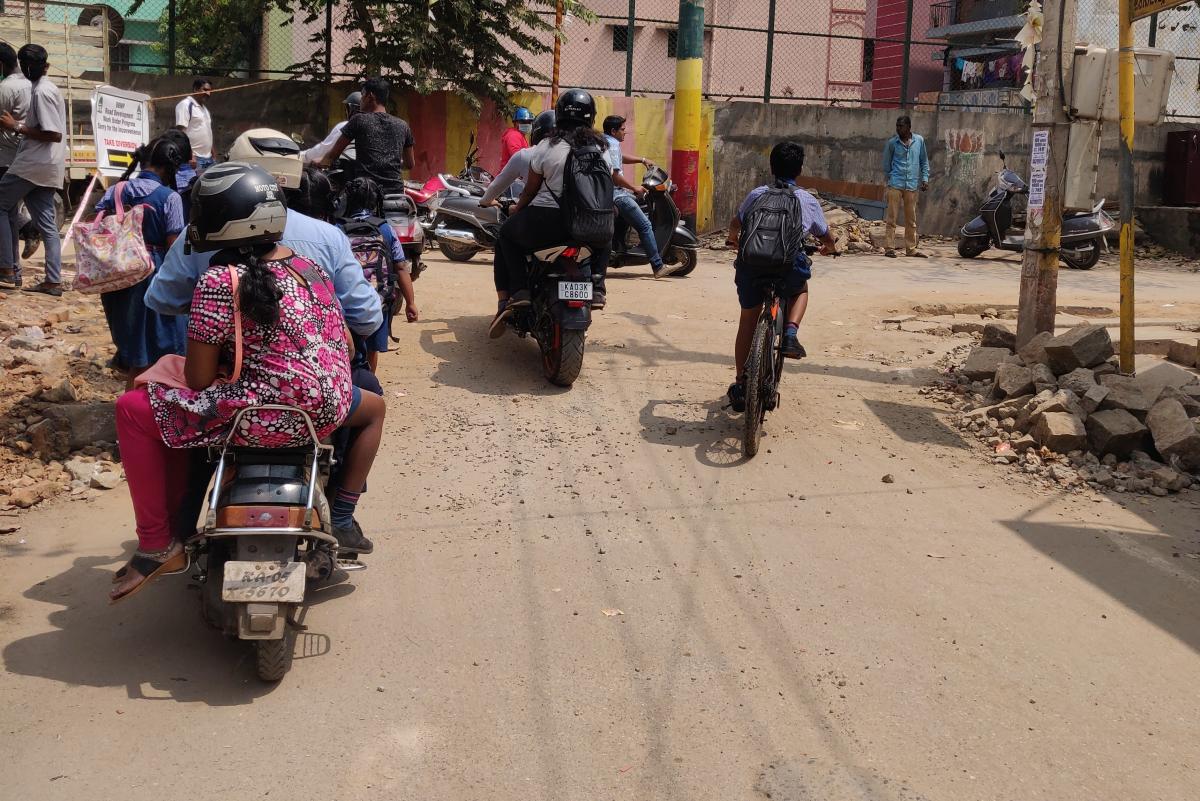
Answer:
[{"xmin": 255, "ymin": 629, "xmax": 294, "ymax": 682}]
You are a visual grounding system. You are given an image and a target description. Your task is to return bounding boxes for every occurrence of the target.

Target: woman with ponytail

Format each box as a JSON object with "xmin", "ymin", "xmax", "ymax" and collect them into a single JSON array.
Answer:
[
  {"xmin": 109, "ymin": 163, "xmax": 385, "ymax": 602},
  {"xmin": 96, "ymin": 135, "xmax": 189, "ymax": 386}
]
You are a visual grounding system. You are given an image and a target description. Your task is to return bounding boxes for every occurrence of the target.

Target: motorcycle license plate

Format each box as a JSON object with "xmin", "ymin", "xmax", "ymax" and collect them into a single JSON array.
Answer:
[
  {"xmin": 558, "ymin": 281, "xmax": 593, "ymax": 301},
  {"xmin": 221, "ymin": 560, "xmax": 305, "ymax": 603}
]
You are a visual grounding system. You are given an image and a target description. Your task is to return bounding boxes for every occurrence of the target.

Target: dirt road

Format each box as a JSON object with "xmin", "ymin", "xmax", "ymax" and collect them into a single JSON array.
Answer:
[{"xmin": 2, "ymin": 246, "xmax": 1199, "ymax": 800}]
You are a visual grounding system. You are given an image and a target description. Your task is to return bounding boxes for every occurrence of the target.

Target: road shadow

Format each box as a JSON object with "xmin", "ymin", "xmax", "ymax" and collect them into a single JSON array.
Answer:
[
  {"xmin": 417, "ymin": 314, "xmax": 576, "ymax": 397},
  {"xmin": 1003, "ymin": 513, "xmax": 1200, "ymax": 654},
  {"xmin": 638, "ymin": 398, "xmax": 747, "ymax": 468},
  {"xmin": 1, "ymin": 538, "xmax": 351, "ymax": 703},
  {"xmin": 861, "ymin": 398, "xmax": 969, "ymax": 449}
]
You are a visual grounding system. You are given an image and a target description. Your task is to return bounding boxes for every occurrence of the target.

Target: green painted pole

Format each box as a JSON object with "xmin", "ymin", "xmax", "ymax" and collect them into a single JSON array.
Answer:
[
  {"xmin": 625, "ymin": 0, "xmax": 635, "ymax": 96},
  {"xmin": 671, "ymin": 0, "xmax": 705, "ymax": 229},
  {"xmin": 764, "ymin": 0, "xmax": 776, "ymax": 103}
]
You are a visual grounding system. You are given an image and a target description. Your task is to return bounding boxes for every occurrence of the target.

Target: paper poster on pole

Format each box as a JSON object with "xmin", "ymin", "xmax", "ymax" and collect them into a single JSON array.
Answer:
[
  {"xmin": 91, "ymin": 86, "xmax": 150, "ymax": 177},
  {"xmin": 1027, "ymin": 130, "xmax": 1049, "ymax": 219}
]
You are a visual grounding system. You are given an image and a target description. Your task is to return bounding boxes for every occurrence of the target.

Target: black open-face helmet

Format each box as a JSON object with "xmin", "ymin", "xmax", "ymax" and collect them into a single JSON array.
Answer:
[
  {"xmin": 345, "ymin": 91, "xmax": 362, "ymax": 112},
  {"xmin": 531, "ymin": 110, "xmax": 555, "ymax": 146},
  {"xmin": 188, "ymin": 162, "xmax": 287, "ymax": 252},
  {"xmin": 555, "ymin": 89, "xmax": 596, "ymax": 130}
]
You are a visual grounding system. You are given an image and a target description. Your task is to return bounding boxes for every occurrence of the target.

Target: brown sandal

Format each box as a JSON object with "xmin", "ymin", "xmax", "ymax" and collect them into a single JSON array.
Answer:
[{"xmin": 109, "ymin": 544, "xmax": 186, "ymax": 604}]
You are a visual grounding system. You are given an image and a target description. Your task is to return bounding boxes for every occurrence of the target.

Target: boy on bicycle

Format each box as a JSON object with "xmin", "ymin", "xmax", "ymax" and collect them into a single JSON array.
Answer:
[{"xmin": 724, "ymin": 141, "xmax": 837, "ymax": 412}]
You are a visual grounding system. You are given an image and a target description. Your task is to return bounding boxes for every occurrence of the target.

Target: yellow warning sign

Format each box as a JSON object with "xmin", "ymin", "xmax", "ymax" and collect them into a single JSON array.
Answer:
[{"xmin": 1131, "ymin": 0, "xmax": 1191, "ymax": 21}]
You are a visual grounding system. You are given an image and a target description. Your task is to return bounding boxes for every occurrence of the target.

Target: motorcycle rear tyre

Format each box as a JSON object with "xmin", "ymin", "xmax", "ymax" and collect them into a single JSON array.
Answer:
[
  {"xmin": 255, "ymin": 628, "xmax": 295, "ymax": 682},
  {"xmin": 667, "ymin": 247, "xmax": 697, "ymax": 276},
  {"xmin": 543, "ymin": 324, "xmax": 585, "ymax": 387},
  {"xmin": 438, "ymin": 239, "xmax": 480, "ymax": 262},
  {"xmin": 1062, "ymin": 242, "xmax": 1101, "ymax": 270},
  {"xmin": 957, "ymin": 237, "xmax": 987, "ymax": 259}
]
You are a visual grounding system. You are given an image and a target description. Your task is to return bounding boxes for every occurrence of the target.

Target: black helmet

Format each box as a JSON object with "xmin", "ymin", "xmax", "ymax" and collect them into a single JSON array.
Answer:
[
  {"xmin": 554, "ymin": 89, "xmax": 596, "ymax": 130},
  {"xmin": 345, "ymin": 91, "xmax": 362, "ymax": 111},
  {"xmin": 188, "ymin": 162, "xmax": 287, "ymax": 253},
  {"xmin": 531, "ymin": 110, "xmax": 555, "ymax": 146}
]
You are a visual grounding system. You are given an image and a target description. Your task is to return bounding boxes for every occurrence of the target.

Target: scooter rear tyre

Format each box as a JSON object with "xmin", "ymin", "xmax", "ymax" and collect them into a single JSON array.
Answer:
[
  {"xmin": 957, "ymin": 237, "xmax": 988, "ymax": 259},
  {"xmin": 1062, "ymin": 242, "xmax": 1101, "ymax": 270},
  {"xmin": 255, "ymin": 629, "xmax": 295, "ymax": 682}
]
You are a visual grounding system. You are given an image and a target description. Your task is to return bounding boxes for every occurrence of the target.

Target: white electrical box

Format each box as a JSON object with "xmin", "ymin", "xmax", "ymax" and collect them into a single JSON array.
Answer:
[
  {"xmin": 1064, "ymin": 120, "xmax": 1102, "ymax": 212},
  {"xmin": 1071, "ymin": 45, "xmax": 1174, "ymax": 124}
]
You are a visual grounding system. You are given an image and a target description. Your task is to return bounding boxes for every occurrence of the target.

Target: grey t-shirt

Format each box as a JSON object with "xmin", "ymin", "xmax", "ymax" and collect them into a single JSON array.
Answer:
[
  {"xmin": 0, "ymin": 72, "xmax": 31, "ymax": 169},
  {"xmin": 10, "ymin": 78, "xmax": 65, "ymax": 187},
  {"xmin": 529, "ymin": 138, "xmax": 569, "ymax": 209}
]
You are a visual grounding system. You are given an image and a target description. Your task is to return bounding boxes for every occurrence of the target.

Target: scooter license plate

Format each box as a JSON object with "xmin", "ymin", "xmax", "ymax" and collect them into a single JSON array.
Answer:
[
  {"xmin": 221, "ymin": 560, "xmax": 305, "ymax": 603},
  {"xmin": 558, "ymin": 281, "xmax": 593, "ymax": 301}
]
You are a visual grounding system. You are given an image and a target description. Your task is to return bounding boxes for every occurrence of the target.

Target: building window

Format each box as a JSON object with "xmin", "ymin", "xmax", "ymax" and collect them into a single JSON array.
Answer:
[
  {"xmin": 612, "ymin": 26, "xmax": 628, "ymax": 52},
  {"xmin": 667, "ymin": 29, "xmax": 679, "ymax": 59},
  {"xmin": 862, "ymin": 39, "xmax": 875, "ymax": 82},
  {"xmin": 112, "ymin": 43, "xmax": 131, "ymax": 72}
]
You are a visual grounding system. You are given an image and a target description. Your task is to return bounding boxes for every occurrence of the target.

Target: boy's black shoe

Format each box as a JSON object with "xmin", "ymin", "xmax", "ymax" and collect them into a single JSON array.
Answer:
[
  {"xmin": 727, "ymin": 381, "xmax": 746, "ymax": 413},
  {"xmin": 781, "ymin": 334, "xmax": 807, "ymax": 359}
]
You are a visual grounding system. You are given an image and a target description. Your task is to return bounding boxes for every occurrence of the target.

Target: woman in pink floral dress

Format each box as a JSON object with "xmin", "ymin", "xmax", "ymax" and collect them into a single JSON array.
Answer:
[{"xmin": 110, "ymin": 163, "xmax": 386, "ymax": 603}]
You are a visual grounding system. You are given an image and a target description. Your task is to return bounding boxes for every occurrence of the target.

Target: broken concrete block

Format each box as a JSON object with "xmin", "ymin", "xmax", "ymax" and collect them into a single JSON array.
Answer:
[
  {"xmin": 1146, "ymin": 398, "xmax": 1200, "ymax": 470},
  {"xmin": 1093, "ymin": 361, "xmax": 1120, "ymax": 378},
  {"xmin": 1032, "ymin": 411, "xmax": 1088, "ymax": 453},
  {"xmin": 1030, "ymin": 363, "xmax": 1057, "ymax": 392},
  {"xmin": 1086, "ymin": 409, "xmax": 1149, "ymax": 458},
  {"xmin": 1099, "ymin": 375, "xmax": 1158, "ymax": 419},
  {"xmin": 1030, "ymin": 389, "xmax": 1088, "ymax": 424},
  {"xmin": 981, "ymin": 322, "xmax": 1017, "ymax": 351},
  {"xmin": 1018, "ymin": 331, "xmax": 1054, "ymax": 367},
  {"xmin": 1011, "ymin": 433, "xmax": 1039, "ymax": 451},
  {"xmin": 952, "ymin": 321, "xmax": 986, "ymax": 335},
  {"xmin": 1081, "ymin": 384, "xmax": 1111, "ymax": 414},
  {"xmin": 992, "ymin": 363, "xmax": 1035, "ymax": 398},
  {"xmin": 43, "ymin": 402, "xmax": 117, "ymax": 450},
  {"xmin": 1158, "ymin": 385, "xmax": 1200, "ymax": 417},
  {"xmin": 1058, "ymin": 367, "xmax": 1098, "ymax": 398},
  {"xmin": 40, "ymin": 378, "xmax": 77, "ymax": 403},
  {"xmin": 1168, "ymin": 338, "xmax": 1199, "ymax": 368},
  {"xmin": 1147, "ymin": 465, "xmax": 1190, "ymax": 492},
  {"xmin": 961, "ymin": 347, "xmax": 1011, "ymax": 380},
  {"xmin": 1043, "ymin": 323, "xmax": 1115, "ymax": 374}
]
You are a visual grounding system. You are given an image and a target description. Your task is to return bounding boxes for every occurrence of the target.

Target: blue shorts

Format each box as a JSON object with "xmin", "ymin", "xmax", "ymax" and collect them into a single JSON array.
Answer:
[
  {"xmin": 361, "ymin": 318, "xmax": 390, "ymax": 354},
  {"xmin": 734, "ymin": 261, "xmax": 810, "ymax": 310},
  {"xmin": 347, "ymin": 384, "xmax": 363, "ymax": 418}
]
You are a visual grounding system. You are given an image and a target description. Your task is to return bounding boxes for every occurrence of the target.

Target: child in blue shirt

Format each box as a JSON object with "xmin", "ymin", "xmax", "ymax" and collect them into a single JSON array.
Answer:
[{"xmin": 723, "ymin": 141, "xmax": 837, "ymax": 411}]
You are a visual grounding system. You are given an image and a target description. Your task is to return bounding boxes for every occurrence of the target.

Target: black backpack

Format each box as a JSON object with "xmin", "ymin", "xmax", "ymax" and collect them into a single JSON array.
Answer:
[
  {"xmin": 737, "ymin": 182, "xmax": 806, "ymax": 277},
  {"xmin": 552, "ymin": 141, "xmax": 615, "ymax": 247}
]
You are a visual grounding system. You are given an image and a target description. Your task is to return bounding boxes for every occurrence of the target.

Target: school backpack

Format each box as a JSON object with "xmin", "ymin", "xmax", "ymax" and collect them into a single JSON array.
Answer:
[
  {"xmin": 553, "ymin": 141, "xmax": 615, "ymax": 247},
  {"xmin": 339, "ymin": 216, "xmax": 398, "ymax": 310},
  {"xmin": 737, "ymin": 181, "xmax": 806, "ymax": 278}
]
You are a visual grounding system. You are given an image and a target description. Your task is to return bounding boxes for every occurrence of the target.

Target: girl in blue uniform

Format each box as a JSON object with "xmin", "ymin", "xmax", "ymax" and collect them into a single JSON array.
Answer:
[{"xmin": 96, "ymin": 137, "xmax": 189, "ymax": 385}]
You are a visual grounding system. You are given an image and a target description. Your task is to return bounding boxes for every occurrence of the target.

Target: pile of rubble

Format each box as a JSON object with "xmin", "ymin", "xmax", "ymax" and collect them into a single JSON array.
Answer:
[
  {"xmin": 0, "ymin": 291, "xmax": 124, "ymax": 510},
  {"xmin": 811, "ymin": 192, "xmax": 881, "ymax": 254},
  {"xmin": 925, "ymin": 321, "xmax": 1200, "ymax": 496}
]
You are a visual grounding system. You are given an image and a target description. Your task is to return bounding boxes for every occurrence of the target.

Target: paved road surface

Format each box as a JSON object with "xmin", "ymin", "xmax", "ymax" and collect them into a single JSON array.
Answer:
[{"xmin": 2, "ymin": 248, "xmax": 1198, "ymax": 800}]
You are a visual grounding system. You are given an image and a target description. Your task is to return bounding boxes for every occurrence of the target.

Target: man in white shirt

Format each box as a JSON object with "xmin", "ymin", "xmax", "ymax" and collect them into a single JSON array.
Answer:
[
  {"xmin": 302, "ymin": 90, "xmax": 360, "ymax": 165},
  {"xmin": 0, "ymin": 44, "xmax": 64, "ymax": 294},
  {"xmin": 175, "ymin": 77, "xmax": 213, "ymax": 171}
]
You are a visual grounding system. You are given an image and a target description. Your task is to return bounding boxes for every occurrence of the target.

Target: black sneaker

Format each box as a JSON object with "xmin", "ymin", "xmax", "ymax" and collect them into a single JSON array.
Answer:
[
  {"xmin": 488, "ymin": 300, "xmax": 511, "ymax": 339},
  {"xmin": 332, "ymin": 520, "xmax": 374, "ymax": 555},
  {"xmin": 781, "ymin": 333, "xmax": 807, "ymax": 359},
  {"xmin": 507, "ymin": 289, "xmax": 531, "ymax": 308},
  {"xmin": 0, "ymin": 270, "xmax": 19, "ymax": 288},
  {"xmin": 23, "ymin": 281, "xmax": 63, "ymax": 297},
  {"xmin": 591, "ymin": 291, "xmax": 606, "ymax": 310},
  {"xmin": 728, "ymin": 381, "xmax": 746, "ymax": 413}
]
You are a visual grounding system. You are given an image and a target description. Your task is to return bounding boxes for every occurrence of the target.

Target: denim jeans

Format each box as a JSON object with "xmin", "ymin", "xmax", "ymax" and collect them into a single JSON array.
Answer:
[
  {"xmin": 0, "ymin": 172, "xmax": 60, "ymax": 283},
  {"xmin": 195, "ymin": 156, "xmax": 215, "ymax": 174},
  {"xmin": 614, "ymin": 193, "xmax": 662, "ymax": 268}
]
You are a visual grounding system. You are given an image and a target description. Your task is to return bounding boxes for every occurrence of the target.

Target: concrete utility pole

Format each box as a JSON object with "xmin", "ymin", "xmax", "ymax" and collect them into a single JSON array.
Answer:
[
  {"xmin": 1015, "ymin": 0, "xmax": 1077, "ymax": 348},
  {"xmin": 671, "ymin": 0, "xmax": 704, "ymax": 230}
]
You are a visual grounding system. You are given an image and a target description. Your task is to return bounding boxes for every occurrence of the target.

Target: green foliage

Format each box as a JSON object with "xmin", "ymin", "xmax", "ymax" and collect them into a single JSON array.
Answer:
[{"xmin": 292, "ymin": 0, "xmax": 594, "ymax": 110}]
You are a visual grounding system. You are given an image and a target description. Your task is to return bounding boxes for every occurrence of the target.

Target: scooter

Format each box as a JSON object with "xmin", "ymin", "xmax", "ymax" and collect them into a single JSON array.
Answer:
[
  {"xmin": 381, "ymin": 192, "xmax": 428, "ymax": 278},
  {"xmin": 610, "ymin": 166, "xmax": 699, "ymax": 276},
  {"xmin": 188, "ymin": 405, "xmax": 363, "ymax": 682},
  {"xmin": 958, "ymin": 152, "xmax": 1114, "ymax": 270}
]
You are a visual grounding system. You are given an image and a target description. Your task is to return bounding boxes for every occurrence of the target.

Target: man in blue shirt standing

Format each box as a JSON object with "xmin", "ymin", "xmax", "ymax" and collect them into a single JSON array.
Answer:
[{"xmin": 881, "ymin": 115, "xmax": 930, "ymax": 259}]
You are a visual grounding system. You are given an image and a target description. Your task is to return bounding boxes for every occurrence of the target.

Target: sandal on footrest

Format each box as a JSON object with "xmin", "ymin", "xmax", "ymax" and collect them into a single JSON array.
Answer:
[{"xmin": 109, "ymin": 544, "xmax": 186, "ymax": 604}]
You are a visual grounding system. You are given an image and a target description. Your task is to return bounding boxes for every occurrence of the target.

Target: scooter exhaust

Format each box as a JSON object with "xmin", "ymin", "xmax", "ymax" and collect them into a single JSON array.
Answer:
[{"xmin": 433, "ymin": 226, "xmax": 482, "ymax": 247}]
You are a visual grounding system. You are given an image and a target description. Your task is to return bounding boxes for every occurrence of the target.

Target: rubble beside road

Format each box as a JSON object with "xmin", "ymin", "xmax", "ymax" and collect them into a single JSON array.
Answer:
[
  {"xmin": 0, "ymin": 288, "xmax": 124, "ymax": 511},
  {"xmin": 926, "ymin": 321, "xmax": 1200, "ymax": 497},
  {"xmin": 701, "ymin": 191, "xmax": 884, "ymax": 254}
]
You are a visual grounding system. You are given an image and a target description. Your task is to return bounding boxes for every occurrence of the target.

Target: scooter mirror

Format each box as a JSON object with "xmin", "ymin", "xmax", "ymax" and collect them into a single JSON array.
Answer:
[{"xmin": 998, "ymin": 149, "xmax": 1006, "ymax": 163}]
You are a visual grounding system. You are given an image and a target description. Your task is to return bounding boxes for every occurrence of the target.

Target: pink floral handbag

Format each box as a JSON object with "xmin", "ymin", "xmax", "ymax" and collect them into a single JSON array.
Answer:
[{"xmin": 71, "ymin": 181, "xmax": 154, "ymax": 294}]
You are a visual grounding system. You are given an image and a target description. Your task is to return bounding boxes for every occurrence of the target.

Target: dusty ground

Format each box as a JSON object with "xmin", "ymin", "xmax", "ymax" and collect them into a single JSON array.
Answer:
[{"xmin": 2, "ymin": 244, "xmax": 1199, "ymax": 801}]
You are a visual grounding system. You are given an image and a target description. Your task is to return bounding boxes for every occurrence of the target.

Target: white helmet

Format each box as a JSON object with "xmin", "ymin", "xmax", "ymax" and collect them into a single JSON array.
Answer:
[{"xmin": 228, "ymin": 128, "xmax": 303, "ymax": 189}]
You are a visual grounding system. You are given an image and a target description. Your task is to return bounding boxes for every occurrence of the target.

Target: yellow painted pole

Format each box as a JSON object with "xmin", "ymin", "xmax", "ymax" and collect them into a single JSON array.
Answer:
[
  {"xmin": 1118, "ymin": 0, "xmax": 1136, "ymax": 374},
  {"xmin": 670, "ymin": 0, "xmax": 705, "ymax": 229}
]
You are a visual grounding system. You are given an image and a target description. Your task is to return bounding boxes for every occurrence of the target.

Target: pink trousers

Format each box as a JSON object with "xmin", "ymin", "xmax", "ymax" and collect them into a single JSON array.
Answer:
[{"xmin": 115, "ymin": 388, "xmax": 189, "ymax": 552}]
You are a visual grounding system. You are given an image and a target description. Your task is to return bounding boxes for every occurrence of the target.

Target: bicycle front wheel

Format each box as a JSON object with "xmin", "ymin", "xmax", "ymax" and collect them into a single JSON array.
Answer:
[{"xmin": 742, "ymin": 313, "xmax": 774, "ymax": 458}]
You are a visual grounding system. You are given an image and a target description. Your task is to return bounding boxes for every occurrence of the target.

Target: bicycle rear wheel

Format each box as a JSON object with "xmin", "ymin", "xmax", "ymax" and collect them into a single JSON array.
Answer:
[{"xmin": 742, "ymin": 313, "xmax": 774, "ymax": 458}]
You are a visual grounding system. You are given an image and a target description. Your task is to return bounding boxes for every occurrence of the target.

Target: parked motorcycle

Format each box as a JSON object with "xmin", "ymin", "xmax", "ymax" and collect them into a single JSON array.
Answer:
[
  {"xmin": 381, "ymin": 192, "xmax": 428, "ymax": 279},
  {"xmin": 460, "ymin": 134, "xmax": 494, "ymax": 185},
  {"xmin": 189, "ymin": 405, "xmax": 363, "ymax": 682},
  {"xmin": 958, "ymin": 152, "xmax": 1114, "ymax": 270},
  {"xmin": 610, "ymin": 166, "xmax": 699, "ymax": 276},
  {"xmin": 429, "ymin": 190, "xmax": 502, "ymax": 262}
]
